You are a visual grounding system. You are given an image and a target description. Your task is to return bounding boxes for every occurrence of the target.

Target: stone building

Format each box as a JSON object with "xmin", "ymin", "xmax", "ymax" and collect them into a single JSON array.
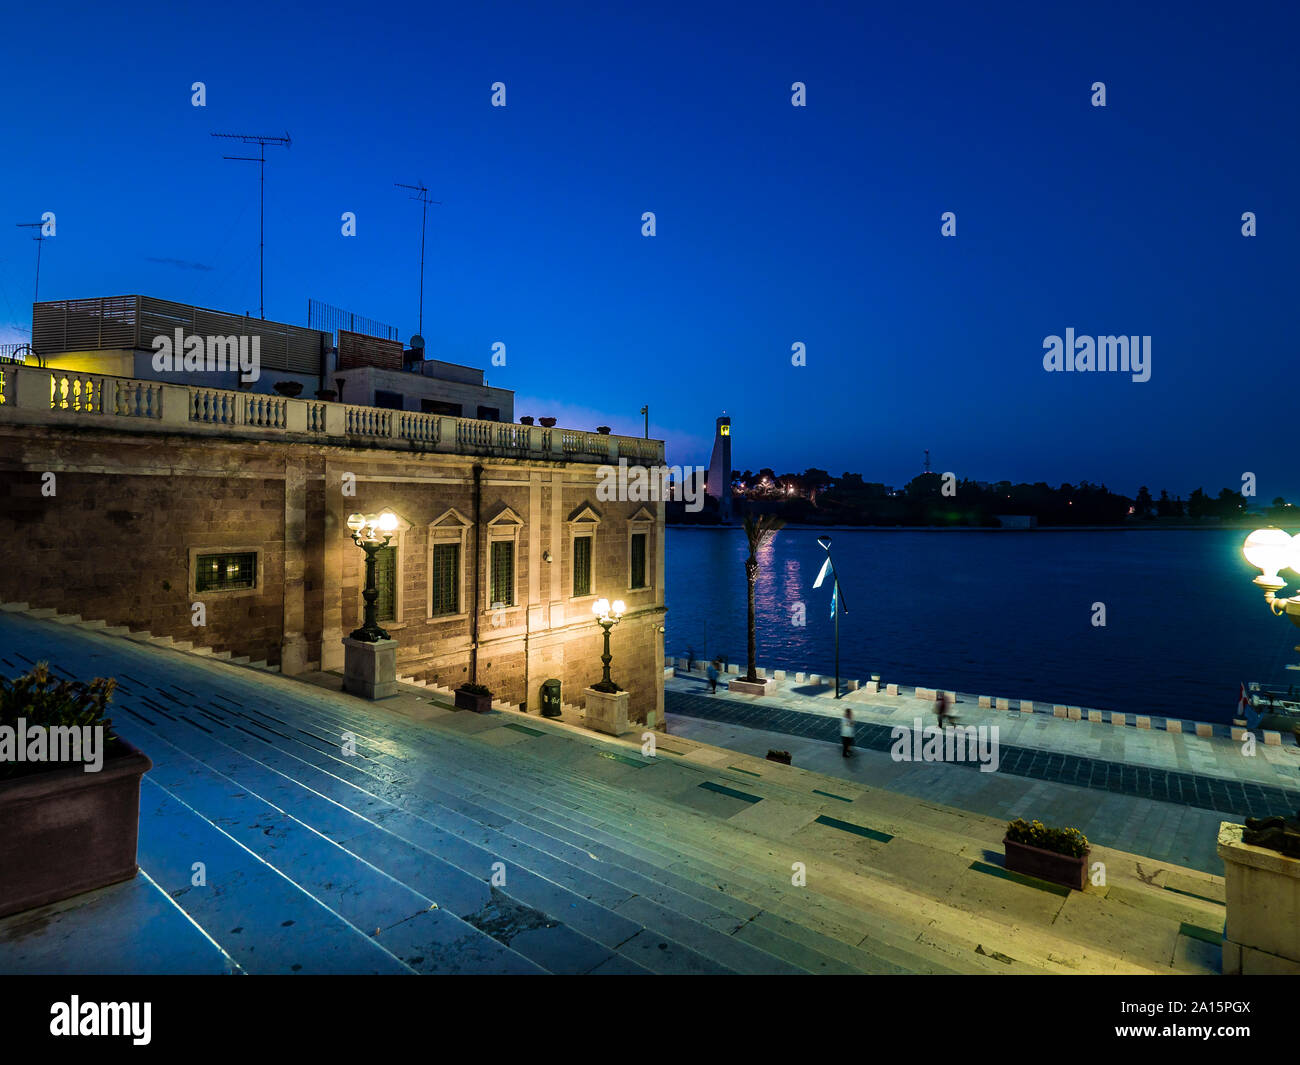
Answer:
[{"xmin": 0, "ymin": 362, "xmax": 665, "ymax": 724}]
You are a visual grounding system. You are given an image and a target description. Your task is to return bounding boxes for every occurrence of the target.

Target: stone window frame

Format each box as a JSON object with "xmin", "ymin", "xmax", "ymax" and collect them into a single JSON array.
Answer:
[
  {"xmin": 353, "ymin": 510, "xmax": 410, "ymax": 631},
  {"xmin": 428, "ymin": 507, "xmax": 471, "ymax": 621},
  {"xmin": 626, "ymin": 506, "xmax": 655, "ymax": 592},
  {"xmin": 485, "ymin": 505, "xmax": 524, "ymax": 615},
  {"xmin": 189, "ymin": 546, "xmax": 263, "ymax": 601},
  {"xmin": 566, "ymin": 504, "xmax": 602, "ymax": 607}
]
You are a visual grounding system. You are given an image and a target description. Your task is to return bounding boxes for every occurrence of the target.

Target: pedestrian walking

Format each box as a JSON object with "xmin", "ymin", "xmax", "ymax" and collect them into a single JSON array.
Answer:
[
  {"xmin": 706, "ymin": 659, "xmax": 719, "ymax": 694},
  {"xmin": 841, "ymin": 707, "xmax": 855, "ymax": 757}
]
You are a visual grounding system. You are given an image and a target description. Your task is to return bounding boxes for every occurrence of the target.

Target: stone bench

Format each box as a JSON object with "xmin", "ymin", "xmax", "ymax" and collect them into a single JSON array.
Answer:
[
  {"xmin": 996, "ymin": 698, "xmax": 1011, "ymax": 711},
  {"xmin": 1195, "ymin": 723, "xmax": 1213, "ymax": 738},
  {"xmin": 795, "ymin": 672, "xmax": 806, "ymax": 683},
  {"xmin": 1111, "ymin": 712, "xmax": 1127, "ymax": 727},
  {"xmin": 1068, "ymin": 707, "xmax": 1082, "ymax": 720},
  {"xmin": 978, "ymin": 696, "xmax": 992, "ymax": 708},
  {"xmin": 1265, "ymin": 730, "xmax": 1283, "ymax": 746},
  {"xmin": 1019, "ymin": 700, "xmax": 1034, "ymax": 713},
  {"xmin": 773, "ymin": 669, "xmax": 786, "ymax": 681},
  {"xmin": 1088, "ymin": 710, "xmax": 1103, "ymax": 723},
  {"xmin": 915, "ymin": 686, "xmax": 937, "ymax": 702},
  {"xmin": 1166, "ymin": 719, "xmax": 1183, "ymax": 733},
  {"xmin": 1136, "ymin": 715, "xmax": 1151, "ymax": 729},
  {"xmin": 1053, "ymin": 705, "xmax": 1067, "ymax": 718},
  {"xmin": 886, "ymin": 683, "xmax": 900, "ymax": 696}
]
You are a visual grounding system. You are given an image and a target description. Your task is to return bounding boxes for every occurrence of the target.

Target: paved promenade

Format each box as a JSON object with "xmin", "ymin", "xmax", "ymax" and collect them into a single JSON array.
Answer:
[
  {"xmin": 0, "ymin": 610, "xmax": 1226, "ymax": 974},
  {"xmin": 664, "ymin": 671, "xmax": 1300, "ymax": 874}
]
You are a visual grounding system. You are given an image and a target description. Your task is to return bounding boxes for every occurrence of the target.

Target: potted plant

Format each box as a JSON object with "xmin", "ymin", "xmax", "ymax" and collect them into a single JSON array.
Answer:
[
  {"xmin": 596, "ymin": 425, "xmax": 611, "ymax": 435},
  {"xmin": 1003, "ymin": 817, "xmax": 1090, "ymax": 890},
  {"xmin": 766, "ymin": 749, "xmax": 792, "ymax": 765},
  {"xmin": 519, "ymin": 416, "xmax": 535, "ymax": 425},
  {"xmin": 0, "ymin": 663, "xmax": 153, "ymax": 919},
  {"xmin": 539, "ymin": 417, "xmax": 557, "ymax": 428},
  {"xmin": 272, "ymin": 381, "xmax": 304, "ymax": 398},
  {"xmin": 314, "ymin": 388, "xmax": 337, "ymax": 401},
  {"xmin": 455, "ymin": 682, "xmax": 494, "ymax": 714}
]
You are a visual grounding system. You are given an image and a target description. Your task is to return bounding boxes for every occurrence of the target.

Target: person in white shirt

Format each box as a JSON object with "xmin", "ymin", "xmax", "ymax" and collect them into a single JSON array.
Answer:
[{"xmin": 841, "ymin": 708, "xmax": 854, "ymax": 757}]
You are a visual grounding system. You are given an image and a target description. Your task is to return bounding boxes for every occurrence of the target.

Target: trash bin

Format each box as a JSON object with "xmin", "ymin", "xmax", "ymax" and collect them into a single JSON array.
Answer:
[{"xmin": 540, "ymin": 678, "xmax": 562, "ymax": 718}]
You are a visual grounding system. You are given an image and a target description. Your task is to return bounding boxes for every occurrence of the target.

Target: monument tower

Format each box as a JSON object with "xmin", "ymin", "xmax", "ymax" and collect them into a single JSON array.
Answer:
[{"xmin": 706, "ymin": 413, "xmax": 732, "ymax": 522}]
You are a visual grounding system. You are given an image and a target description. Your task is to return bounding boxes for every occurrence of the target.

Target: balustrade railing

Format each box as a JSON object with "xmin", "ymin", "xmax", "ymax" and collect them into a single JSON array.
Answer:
[{"xmin": 1, "ymin": 365, "xmax": 665, "ymax": 464}]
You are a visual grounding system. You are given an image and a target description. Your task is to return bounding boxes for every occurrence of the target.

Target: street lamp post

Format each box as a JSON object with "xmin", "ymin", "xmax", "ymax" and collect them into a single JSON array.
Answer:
[
  {"xmin": 813, "ymin": 536, "xmax": 848, "ymax": 699},
  {"xmin": 347, "ymin": 511, "xmax": 398, "ymax": 642},
  {"xmin": 591, "ymin": 597, "xmax": 626, "ymax": 692}
]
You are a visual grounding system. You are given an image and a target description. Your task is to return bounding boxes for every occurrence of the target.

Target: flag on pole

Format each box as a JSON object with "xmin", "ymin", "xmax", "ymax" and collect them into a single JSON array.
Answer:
[
  {"xmin": 1240, "ymin": 682, "xmax": 1262, "ymax": 730},
  {"xmin": 813, "ymin": 557, "xmax": 832, "ymax": 589},
  {"xmin": 830, "ymin": 582, "xmax": 838, "ymax": 619}
]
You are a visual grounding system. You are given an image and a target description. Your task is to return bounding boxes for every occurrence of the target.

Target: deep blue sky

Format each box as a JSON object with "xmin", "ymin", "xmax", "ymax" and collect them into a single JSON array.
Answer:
[{"xmin": 3, "ymin": 0, "xmax": 1296, "ymax": 498}]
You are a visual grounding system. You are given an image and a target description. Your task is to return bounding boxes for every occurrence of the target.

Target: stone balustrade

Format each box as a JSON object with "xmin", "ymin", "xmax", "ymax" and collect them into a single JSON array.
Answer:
[{"xmin": 0, "ymin": 365, "xmax": 665, "ymax": 465}]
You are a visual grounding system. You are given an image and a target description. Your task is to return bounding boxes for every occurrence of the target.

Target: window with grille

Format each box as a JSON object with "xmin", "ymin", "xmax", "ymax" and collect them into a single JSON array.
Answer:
[
  {"xmin": 374, "ymin": 545, "xmax": 397, "ymax": 622},
  {"xmin": 490, "ymin": 540, "xmax": 514, "ymax": 607},
  {"xmin": 431, "ymin": 542, "xmax": 460, "ymax": 616},
  {"xmin": 630, "ymin": 533, "xmax": 648, "ymax": 589},
  {"xmin": 573, "ymin": 535, "xmax": 592, "ymax": 597},
  {"xmin": 195, "ymin": 552, "xmax": 256, "ymax": 592}
]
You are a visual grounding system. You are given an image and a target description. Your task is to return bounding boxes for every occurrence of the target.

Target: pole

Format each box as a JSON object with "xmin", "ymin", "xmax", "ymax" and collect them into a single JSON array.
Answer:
[
  {"xmin": 258, "ymin": 140, "xmax": 265, "ymax": 319},
  {"xmin": 33, "ymin": 237, "xmax": 41, "ymax": 303},
  {"xmin": 834, "ymin": 579, "xmax": 841, "ymax": 699},
  {"xmin": 418, "ymin": 195, "xmax": 427, "ymax": 336}
]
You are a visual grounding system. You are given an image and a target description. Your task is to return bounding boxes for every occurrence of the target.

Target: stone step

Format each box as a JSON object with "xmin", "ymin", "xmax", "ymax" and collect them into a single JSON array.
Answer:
[
  {"xmin": 133, "ymin": 695, "xmax": 822, "ymax": 974},
  {"xmin": 223, "ymin": 691, "xmax": 1008, "ymax": 972},
  {"xmin": 111, "ymin": 713, "xmax": 730, "ymax": 974},
  {"xmin": 120, "ymin": 725, "xmax": 550, "ymax": 975}
]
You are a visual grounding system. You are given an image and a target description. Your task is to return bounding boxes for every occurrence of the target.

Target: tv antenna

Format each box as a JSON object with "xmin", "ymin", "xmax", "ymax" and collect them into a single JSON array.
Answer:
[
  {"xmin": 395, "ymin": 182, "xmax": 441, "ymax": 337},
  {"xmin": 15, "ymin": 221, "xmax": 49, "ymax": 302},
  {"xmin": 212, "ymin": 131, "xmax": 292, "ymax": 319},
  {"xmin": 923, "ymin": 449, "xmax": 931, "ymax": 474}
]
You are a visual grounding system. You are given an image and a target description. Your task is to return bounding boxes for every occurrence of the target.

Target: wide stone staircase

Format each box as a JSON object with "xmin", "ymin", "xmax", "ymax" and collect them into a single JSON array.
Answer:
[{"xmin": 0, "ymin": 611, "xmax": 1226, "ymax": 974}]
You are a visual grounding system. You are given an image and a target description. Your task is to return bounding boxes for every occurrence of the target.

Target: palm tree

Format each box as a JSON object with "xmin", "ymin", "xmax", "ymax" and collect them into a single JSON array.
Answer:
[{"xmin": 742, "ymin": 514, "xmax": 785, "ymax": 682}]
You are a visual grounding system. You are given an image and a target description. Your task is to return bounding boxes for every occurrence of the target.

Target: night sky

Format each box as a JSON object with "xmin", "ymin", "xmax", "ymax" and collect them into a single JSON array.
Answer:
[{"xmin": 3, "ymin": 0, "xmax": 1296, "ymax": 498}]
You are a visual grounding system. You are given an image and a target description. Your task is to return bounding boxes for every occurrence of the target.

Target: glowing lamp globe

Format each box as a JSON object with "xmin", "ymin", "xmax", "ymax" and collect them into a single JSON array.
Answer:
[
  {"xmin": 1243, "ymin": 528, "xmax": 1291, "ymax": 588},
  {"xmin": 593, "ymin": 598, "xmax": 610, "ymax": 617},
  {"xmin": 346, "ymin": 513, "xmax": 366, "ymax": 533},
  {"xmin": 377, "ymin": 511, "xmax": 398, "ymax": 533},
  {"xmin": 611, "ymin": 600, "xmax": 626, "ymax": 617}
]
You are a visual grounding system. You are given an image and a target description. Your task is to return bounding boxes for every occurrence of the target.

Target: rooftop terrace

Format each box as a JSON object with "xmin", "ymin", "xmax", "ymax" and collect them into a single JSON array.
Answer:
[{"xmin": 0, "ymin": 363, "xmax": 664, "ymax": 465}]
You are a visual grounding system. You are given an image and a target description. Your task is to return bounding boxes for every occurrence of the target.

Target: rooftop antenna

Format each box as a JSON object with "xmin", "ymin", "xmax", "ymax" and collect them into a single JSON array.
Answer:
[
  {"xmin": 15, "ymin": 221, "xmax": 48, "ymax": 303},
  {"xmin": 212, "ymin": 131, "xmax": 292, "ymax": 319},
  {"xmin": 923, "ymin": 448, "xmax": 931, "ymax": 474},
  {"xmin": 394, "ymin": 182, "xmax": 441, "ymax": 337}
]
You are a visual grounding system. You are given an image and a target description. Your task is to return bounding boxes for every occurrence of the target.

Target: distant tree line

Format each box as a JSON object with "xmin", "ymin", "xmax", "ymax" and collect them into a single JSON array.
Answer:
[{"xmin": 666, "ymin": 467, "xmax": 1287, "ymax": 527}]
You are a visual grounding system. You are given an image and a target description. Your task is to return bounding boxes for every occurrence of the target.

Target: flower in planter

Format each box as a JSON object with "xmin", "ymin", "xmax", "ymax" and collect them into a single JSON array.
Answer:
[
  {"xmin": 539, "ymin": 417, "xmax": 557, "ymax": 428},
  {"xmin": 459, "ymin": 683, "xmax": 492, "ymax": 697},
  {"xmin": 0, "ymin": 663, "xmax": 121, "ymax": 780},
  {"xmin": 1005, "ymin": 817, "xmax": 1089, "ymax": 858},
  {"xmin": 272, "ymin": 381, "xmax": 304, "ymax": 397},
  {"xmin": 596, "ymin": 425, "xmax": 611, "ymax": 434},
  {"xmin": 519, "ymin": 416, "xmax": 535, "ymax": 425}
]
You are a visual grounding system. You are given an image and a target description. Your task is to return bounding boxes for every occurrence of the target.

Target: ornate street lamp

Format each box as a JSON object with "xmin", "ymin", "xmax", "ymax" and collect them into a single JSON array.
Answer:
[
  {"xmin": 1242, "ymin": 527, "xmax": 1300, "ymax": 625},
  {"xmin": 813, "ymin": 535, "xmax": 848, "ymax": 698},
  {"xmin": 591, "ymin": 597, "xmax": 626, "ymax": 693},
  {"xmin": 347, "ymin": 511, "xmax": 399, "ymax": 642}
]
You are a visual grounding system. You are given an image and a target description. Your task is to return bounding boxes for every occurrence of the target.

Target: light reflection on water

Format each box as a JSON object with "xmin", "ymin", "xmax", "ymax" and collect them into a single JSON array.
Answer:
[{"xmin": 665, "ymin": 526, "xmax": 1296, "ymax": 723}]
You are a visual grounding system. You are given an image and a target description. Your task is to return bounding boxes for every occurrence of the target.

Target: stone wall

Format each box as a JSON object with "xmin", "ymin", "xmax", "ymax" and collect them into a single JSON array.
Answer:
[{"xmin": 0, "ymin": 422, "xmax": 665, "ymax": 721}]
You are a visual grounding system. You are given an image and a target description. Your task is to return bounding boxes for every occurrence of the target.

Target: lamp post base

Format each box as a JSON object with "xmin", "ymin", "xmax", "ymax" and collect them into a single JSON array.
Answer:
[
  {"xmin": 583, "ymin": 686, "xmax": 632, "ymax": 736},
  {"xmin": 342, "ymin": 637, "xmax": 399, "ymax": 700}
]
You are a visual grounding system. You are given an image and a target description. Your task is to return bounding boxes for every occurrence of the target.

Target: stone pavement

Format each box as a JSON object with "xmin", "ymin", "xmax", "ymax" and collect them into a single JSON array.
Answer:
[
  {"xmin": 665, "ymin": 673, "xmax": 1300, "ymax": 874},
  {"xmin": 0, "ymin": 612, "xmax": 1227, "ymax": 974}
]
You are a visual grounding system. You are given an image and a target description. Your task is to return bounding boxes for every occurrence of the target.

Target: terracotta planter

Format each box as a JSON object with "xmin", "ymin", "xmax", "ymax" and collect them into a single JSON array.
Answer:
[
  {"xmin": 1003, "ymin": 837, "xmax": 1088, "ymax": 891},
  {"xmin": 0, "ymin": 735, "xmax": 152, "ymax": 919},
  {"xmin": 455, "ymin": 688, "xmax": 493, "ymax": 713}
]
